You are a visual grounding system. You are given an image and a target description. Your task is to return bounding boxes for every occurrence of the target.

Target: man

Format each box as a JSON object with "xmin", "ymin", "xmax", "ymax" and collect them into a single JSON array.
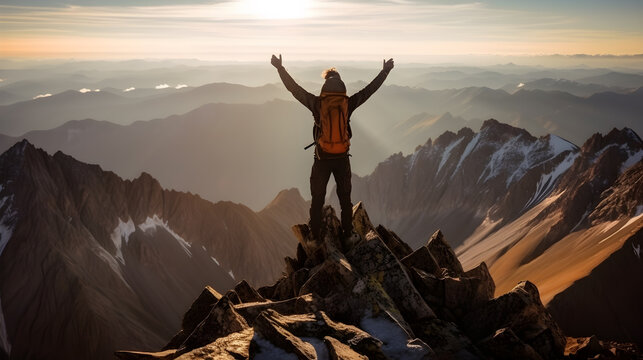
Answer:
[{"xmin": 271, "ymin": 54, "xmax": 394, "ymax": 241}]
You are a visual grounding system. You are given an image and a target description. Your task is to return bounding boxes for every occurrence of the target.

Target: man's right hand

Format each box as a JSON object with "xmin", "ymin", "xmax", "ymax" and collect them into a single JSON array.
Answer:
[
  {"xmin": 383, "ymin": 58, "xmax": 394, "ymax": 73},
  {"xmin": 271, "ymin": 54, "xmax": 282, "ymax": 69}
]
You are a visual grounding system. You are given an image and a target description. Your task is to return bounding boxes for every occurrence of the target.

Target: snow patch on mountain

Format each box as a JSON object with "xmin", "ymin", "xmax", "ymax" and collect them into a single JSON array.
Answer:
[
  {"xmin": 453, "ymin": 132, "xmax": 480, "ymax": 176},
  {"xmin": 0, "ymin": 191, "xmax": 16, "ymax": 258},
  {"xmin": 110, "ymin": 218, "xmax": 136, "ymax": 263},
  {"xmin": 620, "ymin": 148, "xmax": 643, "ymax": 174},
  {"xmin": 524, "ymin": 152, "xmax": 579, "ymax": 210},
  {"xmin": 138, "ymin": 215, "xmax": 192, "ymax": 257},
  {"xmin": 228, "ymin": 270, "xmax": 235, "ymax": 279},
  {"xmin": 438, "ymin": 137, "xmax": 464, "ymax": 173},
  {"xmin": 548, "ymin": 135, "xmax": 577, "ymax": 155},
  {"xmin": 0, "ymin": 295, "xmax": 10, "ymax": 356}
]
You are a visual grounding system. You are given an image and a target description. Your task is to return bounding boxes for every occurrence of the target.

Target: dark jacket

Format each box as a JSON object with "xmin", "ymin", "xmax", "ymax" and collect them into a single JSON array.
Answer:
[{"xmin": 277, "ymin": 66, "xmax": 390, "ymax": 159}]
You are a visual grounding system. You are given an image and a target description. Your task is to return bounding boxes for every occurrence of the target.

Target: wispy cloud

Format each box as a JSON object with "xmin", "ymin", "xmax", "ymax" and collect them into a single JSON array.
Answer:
[
  {"xmin": 33, "ymin": 93, "xmax": 52, "ymax": 99},
  {"xmin": 0, "ymin": 1, "xmax": 641, "ymax": 59},
  {"xmin": 123, "ymin": 87, "xmax": 135, "ymax": 92},
  {"xmin": 155, "ymin": 83, "xmax": 170, "ymax": 89},
  {"xmin": 175, "ymin": 84, "xmax": 187, "ymax": 89}
]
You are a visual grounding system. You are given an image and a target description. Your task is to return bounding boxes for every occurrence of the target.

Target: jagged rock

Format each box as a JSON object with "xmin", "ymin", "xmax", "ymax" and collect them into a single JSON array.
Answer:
[
  {"xmin": 350, "ymin": 202, "xmax": 376, "ymax": 242},
  {"xmin": 175, "ymin": 328, "xmax": 254, "ymax": 360},
  {"xmin": 299, "ymin": 249, "xmax": 358, "ymax": 298},
  {"xmin": 120, "ymin": 203, "xmax": 636, "ymax": 360},
  {"xmin": 253, "ymin": 309, "xmax": 386, "ymax": 359},
  {"xmin": 163, "ymin": 286, "xmax": 223, "ymax": 350},
  {"xmin": 478, "ymin": 327, "xmax": 543, "ymax": 360},
  {"xmin": 346, "ymin": 230, "xmax": 436, "ymax": 324},
  {"xmin": 463, "ymin": 281, "xmax": 566, "ymax": 360},
  {"xmin": 291, "ymin": 267, "xmax": 310, "ymax": 296},
  {"xmin": 463, "ymin": 262, "xmax": 495, "ymax": 301},
  {"xmin": 284, "ymin": 256, "xmax": 299, "ymax": 275},
  {"xmin": 271, "ymin": 275, "xmax": 295, "ymax": 301},
  {"xmin": 426, "ymin": 230, "xmax": 464, "ymax": 275},
  {"xmin": 252, "ymin": 311, "xmax": 325, "ymax": 359},
  {"xmin": 376, "ymin": 225, "xmax": 413, "ymax": 259},
  {"xmin": 115, "ymin": 350, "xmax": 177, "ymax": 360},
  {"xmin": 180, "ymin": 297, "xmax": 249, "ymax": 352},
  {"xmin": 234, "ymin": 280, "xmax": 265, "ymax": 303},
  {"xmin": 234, "ymin": 294, "xmax": 316, "ymax": 325},
  {"xmin": 401, "ymin": 245, "xmax": 441, "ymax": 276},
  {"xmin": 223, "ymin": 290, "xmax": 242, "ymax": 305},
  {"xmin": 412, "ymin": 318, "xmax": 478, "ymax": 359},
  {"xmin": 324, "ymin": 336, "xmax": 368, "ymax": 360},
  {"xmin": 565, "ymin": 336, "xmax": 604, "ymax": 359}
]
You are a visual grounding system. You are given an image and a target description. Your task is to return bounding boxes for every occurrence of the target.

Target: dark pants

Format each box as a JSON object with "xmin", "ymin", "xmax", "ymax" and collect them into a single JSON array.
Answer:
[{"xmin": 310, "ymin": 156, "xmax": 353, "ymax": 239}]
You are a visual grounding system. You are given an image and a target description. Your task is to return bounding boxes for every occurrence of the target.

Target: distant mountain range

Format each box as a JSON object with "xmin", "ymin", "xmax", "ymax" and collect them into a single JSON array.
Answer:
[
  {"xmin": 333, "ymin": 120, "xmax": 642, "ymax": 345},
  {"xmin": 0, "ymin": 140, "xmax": 307, "ymax": 360},
  {"xmin": 0, "ymin": 81, "xmax": 641, "ymax": 209}
]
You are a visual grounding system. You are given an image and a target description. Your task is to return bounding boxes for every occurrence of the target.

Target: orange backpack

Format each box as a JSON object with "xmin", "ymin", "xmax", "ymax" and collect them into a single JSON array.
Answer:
[{"xmin": 316, "ymin": 92, "xmax": 350, "ymax": 154}]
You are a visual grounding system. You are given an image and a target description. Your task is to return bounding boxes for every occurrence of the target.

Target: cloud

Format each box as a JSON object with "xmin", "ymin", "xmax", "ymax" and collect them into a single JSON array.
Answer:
[
  {"xmin": 1, "ymin": 1, "xmax": 642, "ymax": 59},
  {"xmin": 175, "ymin": 84, "xmax": 187, "ymax": 89},
  {"xmin": 33, "ymin": 93, "xmax": 52, "ymax": 99},
  {"xmin": 155, "ymin": 84, "xmax": 170, "ymax": 89},
  {"xmin": 79, "ymin": 88, "xmax": 92, "ymax": 93},
  {"xmin": 123, "ymin": 87, "xmax": 135, "ymax": 92}
]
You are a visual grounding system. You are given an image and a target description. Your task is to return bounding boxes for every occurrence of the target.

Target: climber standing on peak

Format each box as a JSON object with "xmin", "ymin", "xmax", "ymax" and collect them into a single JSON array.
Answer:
[{"xmin": 271, "ymin": 54, "xmax": 394, "ymax": 242}]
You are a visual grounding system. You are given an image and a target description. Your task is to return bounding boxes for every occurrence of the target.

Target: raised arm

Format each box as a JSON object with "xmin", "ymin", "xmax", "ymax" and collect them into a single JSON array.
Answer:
[
  {"xmin": 348, "ymin": 58, "xmax": 394, "ymax": 113},
  {"xmin": 271, "ymin": 54, "xmax": 316, "ymax": 112}
]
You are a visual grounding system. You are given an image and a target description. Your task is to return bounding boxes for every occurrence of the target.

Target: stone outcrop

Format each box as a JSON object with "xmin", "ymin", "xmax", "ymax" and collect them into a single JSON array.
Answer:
[{"xmin": 116, "ymin": 203, "xmax": 599, "ymax": 359}]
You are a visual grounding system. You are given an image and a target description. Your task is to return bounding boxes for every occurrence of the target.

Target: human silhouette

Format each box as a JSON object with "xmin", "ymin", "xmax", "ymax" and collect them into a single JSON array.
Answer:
[{"xmin": 271, "ymin": 54, "xmax": 394, "ymax": 241}]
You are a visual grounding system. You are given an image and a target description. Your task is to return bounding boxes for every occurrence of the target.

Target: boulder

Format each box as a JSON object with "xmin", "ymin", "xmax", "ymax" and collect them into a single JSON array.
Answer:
[
  {"xmin": 163, "ymin": 286, "xmax": 223, "ymax": 350},
  {"xmin": 174, "ymin": 328, "xmax": 254, "ymax": 360},
  {"xmin": 376, "ymin": 225, "xmax": 412, "ymax": 260},
  {"xmin": 234, "ymin": 294, "xmax": 316, "ymax": 325},
  {"xmin": 346, "ymin": 231, "xmax": 436, "ymax": 323},
  {"xmin": 477, "ymin": 327, "xmax": 543, "ymax": 360},
  {"xmin": 324, "ymin": 336, "xmax": 368, "ymax": 360},
  {"xmin": 254, "ymin": 309, "xmax": 386, "ymax": 359},
  {"xmin": 350, "ymin": 202, "xmax": 376, "ymax": 243},
  {"xmin": 412, "ymin": 318, "xmax": 479, "ymax": 359},
  {"xmin": 463, "ymin": 262, "xmax": 495, "ymax": 301},
  {"xmin": 299, "ymin": 252, "xmax": 358, "ymax": 298},
  {"xmin": 114, "ymin": 350, "xmax": 176, "ymax": 360},
  {"xmin": 401, "ymin": 245, "xmax": 441, "ymax": 276},
  {"xmin": 426, "ymin": 230, "xmax": 464, "ymax": 276},
  {"xmin": 180, "ymin": 297, "xmax": 249, "ymax": 352},
  {"xmin": 462, "ymin": 281, "xmax": 566, "ymax": 360},
  {"xmin": 233, "ymin": 280, "xmax": 265, "ymax": 303}
]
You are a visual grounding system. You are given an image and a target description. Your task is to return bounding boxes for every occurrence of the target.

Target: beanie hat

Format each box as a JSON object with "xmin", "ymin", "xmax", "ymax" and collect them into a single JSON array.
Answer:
[{"xmin": 321, "ymin": 67, "xmax": 346, "ymax": 93}]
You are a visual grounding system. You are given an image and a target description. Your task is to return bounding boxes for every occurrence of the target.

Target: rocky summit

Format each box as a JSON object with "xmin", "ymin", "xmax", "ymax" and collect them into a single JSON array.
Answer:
[{"xmin": 116, "ymin": 203, "xmax": 638, "ymax": 360}]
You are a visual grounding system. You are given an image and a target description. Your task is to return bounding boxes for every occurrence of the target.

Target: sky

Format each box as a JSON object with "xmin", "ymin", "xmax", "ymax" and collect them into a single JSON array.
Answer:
[{"xmin": 1, "ymin": 0, "xmax": 642, "ymax": 61}]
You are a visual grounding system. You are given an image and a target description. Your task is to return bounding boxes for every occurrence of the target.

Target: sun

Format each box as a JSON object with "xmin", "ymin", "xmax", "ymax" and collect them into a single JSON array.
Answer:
[{"xmin": 239, "ymin": 0, "xmax": 313, "ymax": 19}]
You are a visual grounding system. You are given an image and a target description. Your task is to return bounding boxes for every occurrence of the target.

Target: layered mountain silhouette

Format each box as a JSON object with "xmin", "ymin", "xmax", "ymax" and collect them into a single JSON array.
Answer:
[
  {"xmin": 0, "ymin": 83, "xmax": 291, "ymax": 136},
  {"xmin": 1, "ymin": 85, "xmax": 641, "ymax": 209},
  {"xmin": 0, "ymin": 141, "xmax": 307, "ymax": 360},
  {"xmin": 116, "ymin": 204, "xmax": 639, "ymax": 360},
  {"xmin": 336, "ymin": 120, "xmax": 642, "ymax": 345}
]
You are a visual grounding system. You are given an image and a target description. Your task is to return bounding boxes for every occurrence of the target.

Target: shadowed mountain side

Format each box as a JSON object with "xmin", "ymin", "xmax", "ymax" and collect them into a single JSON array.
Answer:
[
  {"xmin": 0, "ymin": 141, "xmax": 308, "ymax": 360},
  {"xmin": 547, "ymin": 229, "xmax": 643, "ymax": 346},
  {"xmin": 0, "ymin": 100, "xmax": 393, "ymax": 210},
  {"xmin": 0, "ymin": 101, "xmax": 306, "ymax": 209}
]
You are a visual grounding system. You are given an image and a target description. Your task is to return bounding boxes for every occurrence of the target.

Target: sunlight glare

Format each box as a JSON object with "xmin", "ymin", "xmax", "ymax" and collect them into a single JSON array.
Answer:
[{"xmin": 239, "ymin": 0, "xmax": 313, "ymax": 19}]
